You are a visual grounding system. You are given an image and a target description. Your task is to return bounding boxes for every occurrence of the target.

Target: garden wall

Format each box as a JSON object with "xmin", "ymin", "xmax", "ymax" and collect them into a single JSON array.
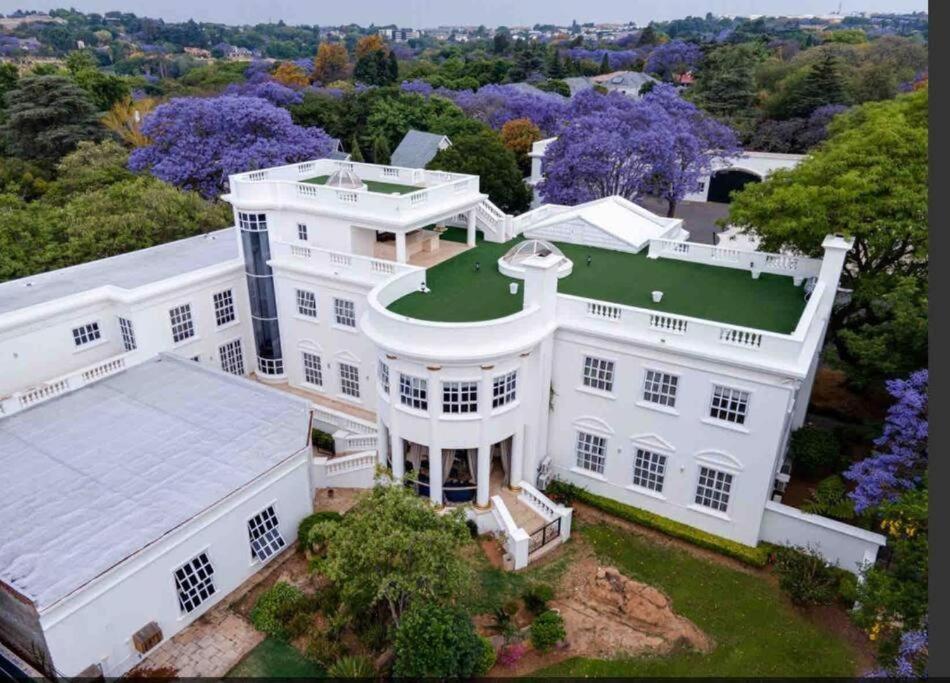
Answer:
[{"xmin": 759, "ymin": 501, "xmax": 886, "ymax": 574}]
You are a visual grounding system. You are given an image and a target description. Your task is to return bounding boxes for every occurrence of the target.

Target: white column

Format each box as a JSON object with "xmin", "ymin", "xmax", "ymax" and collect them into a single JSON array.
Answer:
[
  {"xmin": 466, "ymin": 209, "xmax": 477, "ymax": 247},
  {"xmin": 509, "ymin": 429, "xmax": 524, "ymax": 491},
  {"xmin": 391, "ymin": 430, "xmax": 404, "ymax": 480},
  {"xmin": 395, "ymin": 232, "xmax": 407, "ymax": 263},
  {"xmin": 476, "ymin": 443, "xmax": 491, "ymax": 508},
  {"xmin": 428, "ymin": 443, "xmax": 443, "ymax": 506},
  {"xmin": 376, "ymin": 418, "xmax": 389, "ymax": 467}
]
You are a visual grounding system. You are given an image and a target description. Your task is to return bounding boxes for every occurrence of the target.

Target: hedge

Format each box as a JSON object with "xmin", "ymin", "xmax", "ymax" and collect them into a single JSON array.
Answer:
[{"xmin": 547, "ymin": 480, "xmax": 770, "ymax": 567}]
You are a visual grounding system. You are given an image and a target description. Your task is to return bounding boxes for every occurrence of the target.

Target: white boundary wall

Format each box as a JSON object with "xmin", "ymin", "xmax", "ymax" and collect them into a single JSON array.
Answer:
[{"xmin": 759, "ymin": 500, "xmax": 886, "ymax": 574}]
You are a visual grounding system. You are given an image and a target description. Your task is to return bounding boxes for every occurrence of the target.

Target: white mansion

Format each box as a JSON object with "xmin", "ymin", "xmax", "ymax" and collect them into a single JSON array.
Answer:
[{"xmin": 0, "ymin": 158, "xmax": 884, "ymax": 677}]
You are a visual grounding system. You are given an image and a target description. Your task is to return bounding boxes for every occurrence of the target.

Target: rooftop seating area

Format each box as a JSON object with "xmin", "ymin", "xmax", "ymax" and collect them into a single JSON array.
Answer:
[{"xmin": 386, "ymin": 229, "xmax": 809, "ymax": 333}]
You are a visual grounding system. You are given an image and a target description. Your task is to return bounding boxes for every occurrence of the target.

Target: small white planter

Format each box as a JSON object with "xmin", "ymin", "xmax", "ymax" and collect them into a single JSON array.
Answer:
[
  {"xmin": 651, "ymin": 290, "xmax": 664, "ymax": 303},
  {"xmin": 509, "ymin": 282, "xmax": 519, "ymax": 295}
]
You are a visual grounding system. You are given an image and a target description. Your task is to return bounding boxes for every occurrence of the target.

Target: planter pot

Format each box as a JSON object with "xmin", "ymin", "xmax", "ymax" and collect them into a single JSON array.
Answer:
[
  {"xmin": 651, "ymin": 290, "xmax": 664, "ymax": 303},
  {"xmin": 509, "ymin": 282, "xmax": 519, "ymax": 295}
]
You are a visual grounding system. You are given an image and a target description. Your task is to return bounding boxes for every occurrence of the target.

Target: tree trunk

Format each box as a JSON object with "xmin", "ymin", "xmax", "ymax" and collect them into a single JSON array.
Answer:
[{"xmin": 666, "ymin": 199, "xmax": 677, "ymax": 218}]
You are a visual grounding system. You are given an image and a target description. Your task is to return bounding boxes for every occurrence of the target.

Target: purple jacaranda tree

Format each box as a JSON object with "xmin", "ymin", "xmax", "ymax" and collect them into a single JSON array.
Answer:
[
  {"xmin": 844, "ymin": 369, "xmax": 928, "ymax": 513},
  {"xmin": 129, "ymin": 95, "xmax": 335, "ymax": 198},
  {"xmin": 565, "ymin": 48, "xmax": 642, "ymax": 70},
  {"xmin": 224, "ymin": 80, "xmax": 304, "ymax": 106},
  {"xmin": 539, "ymin": 85, "xmax": 739, "ymax": 216},
  {"xmin": 869, "ymin": 626, "xmax": 928, "ymax": 678},
  {"xmin": 644, "ymin": 40, "xmax": 703, "ymax": 81}
]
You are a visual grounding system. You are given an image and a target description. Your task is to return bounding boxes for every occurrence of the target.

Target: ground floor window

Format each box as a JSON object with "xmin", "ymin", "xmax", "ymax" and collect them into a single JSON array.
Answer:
[
  {"xmin": 174, "ymin": 552, "xmax": 216, "ymax": 614},
  {"xmin": 302, "ymin": 351, "xmax": 323, "ymax": 386},
  {"xmin": 632, "ymin": 448, "xmax": 667, "ymax": 493},
  {"xmin": 340, "ymin": 362, "xmax": 360, "ymax": 398},
  {"xmin": 247, "ymin": 505, "xmax": 286, "ymax": 562},
  {"xmin": 219, "ymin": 339, "xmax": 245, "ymax": 375},
  {"xmin": 695, "ymin": 466, "xmax": 733, "ymax": 512},
  {"xmin": 575, "ymin": 431, "xmax": 607, "ymax": 475}
]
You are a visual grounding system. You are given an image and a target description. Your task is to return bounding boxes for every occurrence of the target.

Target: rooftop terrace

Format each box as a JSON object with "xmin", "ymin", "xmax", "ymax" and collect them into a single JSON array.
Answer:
[
  {"xmin": 387, "ymin": 230, "xmax": 809, "ymax": 334},
  {"xmin": 303, "ymin": 175, "xmax": 421, "ymax": 195}
]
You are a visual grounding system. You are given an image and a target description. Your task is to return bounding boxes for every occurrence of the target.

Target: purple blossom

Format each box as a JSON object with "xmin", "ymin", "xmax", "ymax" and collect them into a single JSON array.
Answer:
[
  {"xmin": 845, "ymin": 370, "xmax": 928, "ymax": 513},
  {"xmin": 868, "ymin": 626, "xmax": 928, "ymax": 678},
  {"xmin": 224, "ymin": 80, "xmax": 304, "ymax": 106},
  {"xmin": 129, "ymin": 95, "xmax": 335, "ymax": 198},
  {"xmin": 564, "ymin": 47, "xmax": 643, "ymax": 70},
  {"xmin": 292, "ymin": 57, "xmax": 315, "ymax": 73},
  {"xmin": 400, "ymin": 79, "xmax": 435, "ymax": 96},
  {"xmin": 644, "ymin": 40, "xmax": 703, "ymax": 81}
]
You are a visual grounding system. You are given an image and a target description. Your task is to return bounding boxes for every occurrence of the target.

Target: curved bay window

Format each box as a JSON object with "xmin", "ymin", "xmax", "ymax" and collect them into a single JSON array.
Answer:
[{"xmin": 239, "ymin": 211, "xmax": 284, "ymax": 376}]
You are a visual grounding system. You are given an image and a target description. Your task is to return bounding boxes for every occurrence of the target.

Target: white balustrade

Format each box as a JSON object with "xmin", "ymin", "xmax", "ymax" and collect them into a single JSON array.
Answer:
[
  {"xmin": 649, "ymin": 314, "xmax": 688, "ymax": 334},
  {"xmin": 647, "ymin": 238, "xmax": 821, "ymax": 279},
  {"xmin": 719, "ymin": 327, "xmax": 763, "ymax": 349},
  {"xmin": 586, "ymin": 302, "xmax": 623, "ymax": 321},
  {"xmin": 325, "ymin": 451, "xmax": 376, "ymax": 477}
]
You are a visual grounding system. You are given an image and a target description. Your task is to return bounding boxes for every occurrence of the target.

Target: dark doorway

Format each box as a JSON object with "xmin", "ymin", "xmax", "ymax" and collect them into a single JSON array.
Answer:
[{"xmin": 707, "ymin": 170, "xmax": 761, "ymax": 203}]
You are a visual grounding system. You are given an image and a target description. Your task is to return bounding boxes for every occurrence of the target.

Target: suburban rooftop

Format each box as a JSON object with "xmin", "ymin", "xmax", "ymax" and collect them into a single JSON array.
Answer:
[{"xmin": 387, "ymin": 231, "xmax": 809, "ymax": 334}]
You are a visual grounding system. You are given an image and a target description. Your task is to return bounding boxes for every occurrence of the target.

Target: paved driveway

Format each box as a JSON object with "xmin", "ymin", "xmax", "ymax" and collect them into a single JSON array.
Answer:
[{"xmin": 638, "ymin": 197, "xmax": 732, "ymax": 245}]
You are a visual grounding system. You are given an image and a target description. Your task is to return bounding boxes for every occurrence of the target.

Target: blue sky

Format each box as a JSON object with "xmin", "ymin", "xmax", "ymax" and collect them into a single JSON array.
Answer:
[{"xmin": 0, "ymin": 0, "xmax": 928, "ymax": 26}]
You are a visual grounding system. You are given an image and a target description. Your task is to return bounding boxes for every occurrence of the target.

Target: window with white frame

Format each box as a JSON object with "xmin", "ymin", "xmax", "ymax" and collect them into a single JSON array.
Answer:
[
  {"xmin": 334, "ymin": 298, "xmax": 356, "ymax": 328},
  {"xmin": 71, "ymin": 322, "xmax": 101, "ymax": 347},
  {"xmin": 575, "ymin": 431, "xmax": 607, "ymax": 474},
  {"xmin": 642, "ymin": 370, "xmax": 679, "ymax": 408},
  {"xmin": 443, "ymin": 381, "xmax": 478, "ymax": 414},
  {"xmin": 632, "ymin": 448, "xmax": 667, "ymax": 493},
  {"xmin": 582, "ymin": 356, "xmax": 614, "ymax": 392},
  {"xmin": 695, "ymin": 466, "xmax": 733, "ymax": 512},
  {"xmin": 399, "ymin": 374, "xmax": 428, "ymax": 410},
  {"xmin": 237, "ymin": 212, "xmax": 267, "ymax": 231},
  {"xmin": 219, "ymin": 339, "xmax": 245, "ymax": 375},
  {"xmin": 492, "ymin": 371, "xmax": 517, "ymax": 409},
  {"xmin": 302, "ymin": 351, "xmax": 323, "ymax": 386},
  {"xmin": 212, "ymin": 289, "xmax": 236, "ymax": 326},
  {"xmin": 378, "ymin": 360, "xmax": 390, "ymax": 394},
  {"xmin": 169, "ymin": 304, "xmax": 196, "ymax": 343},
  {"xmin": 296, "ymin": 289, "xmax": 318, "ymax": 318},
  {"xmin": 258, "ymin": 357, "xmax": 283, "ymax": 375},
  {"xmin": 173, "ymin": 552, "xmax": 216, "ymax": 614},
  {"xmin": 339, "ymin": 362, "xmax": 360, "ymax": 398},
  {"xmin": 117, "ymin": 317, "xmax": 136, "ymax": 351},
  {"xmin": 247, "ymin": 505, "xmax": 286, "ymax": 562},
  {"xmin": 297, "ymin": 223, "xmax": 308, "ymax": 241},
  {"xmin": 709, "ymin": 385, "xmax": 750, "ymax": 425}
]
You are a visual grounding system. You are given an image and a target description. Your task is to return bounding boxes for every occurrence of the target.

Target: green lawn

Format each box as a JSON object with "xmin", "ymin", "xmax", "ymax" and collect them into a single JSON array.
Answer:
[
  {"xmin": 387, "ymin": 233, "xmax": 807, "ymax": 333},
  {"xmin": 539, "ymin": 523, "xmax": 862, "ymax": 677},
  {"xmin": 226, "ymin": 637, "xmax": 325, "ymax": 678},
  {"xmin": 303, "ymin": 175, "xmax": 421, "ymax": 195}
]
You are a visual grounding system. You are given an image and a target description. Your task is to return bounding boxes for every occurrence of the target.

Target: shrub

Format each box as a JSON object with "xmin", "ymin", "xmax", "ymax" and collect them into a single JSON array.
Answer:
[
  {"xmin": 286, "ymin": 611, "xmax": 313, "ymax": 640},
  {"xmin": 837, "ymin": 571, "xmax": 859, "ymax": 605},
  {"xmin": 774, "ymin": 545, "xmax": 838, "ymax": 606},
  {"xmin": 477, "ymin": 635, "xmax": 497, "ymax": 675},
  {"xmin": 297, "ymin": 511, "xmax": 343, "ymax": 552},
  {"xmin": 305, "ymin": 629, "xmax": 344, "ymax": 666},
  {"xmin": 522, "ymin": 584, "xmax": 554, "ymax": 615},
  {"xmin": 312, "ymin": 427, "xmax": 336, "ymax": 453},
  {"xmin": 465, "ymin": 518, "xmax": 479, "ymax": 538},
  {"xmin": 393, "ymin": 604, "xmax": 486, "ymax": 678},
  {"xmin": 530, "ymin": 610, "xmax": 566, "ymax": 652},
  {"xmin": 801, "ymin": 475, "xmax": 856, "ymax": 520},
  {"xmin": 789, "ymin": 426, "xmax": 843, "ymax": 479},
  {"xmin": 498, "ymin": 641, "xmax": 528, "ymax": 667},
  {"xmin": 250, "ymin": 582, "xmax": 308, "ymax": 640},
  {"xmin": 326, "ymin": 655, "xmax": 375, "ymax": 678},
  {"xmin": 547, "ymin": 480, "xmax": 770, "ymax": 567}
]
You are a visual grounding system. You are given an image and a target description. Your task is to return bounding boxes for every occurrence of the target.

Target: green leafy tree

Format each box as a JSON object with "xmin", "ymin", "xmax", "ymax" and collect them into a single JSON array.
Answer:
[
  {"xmin": 312, "ymin": 484, "xmax": 473, "ymax": 626},
  {"xmin": 728, "ymin": 89, "xmax": 927, "ymax": 383},
  {"xmin": 765, "ymin": 51, "xmax": 849, "ymax": 120},
  {"xmin": 689, "ymin": 43, "xmax": 767, "ymax": 135},
  {"xmin": 393, "ymin": 604, "xmax": 490, "ymax": 678},
  {"xmin": 42, "ymin": 140, "xmax": 133, "ymax": 204},
  {"xmin": 348, "ymin": 132, "xmax": 364, "ymax": 162},
  {"xmin": 72, "ymin": 68, "xmax": 131, "ymax": 111},
  {"xmin": 428, "ymin": 129, "xmax": 532, "ymax": 213},
  {"xmin": 372, "ymin": 135, "xmax": 391, "ymax": 165},
  {"xmin": 1, "ymin": 75, "xmax": 104, "ymax": 165},
  {"xmin": 599, "ymin": 52, "xmax": 610, "ymax": 74}
]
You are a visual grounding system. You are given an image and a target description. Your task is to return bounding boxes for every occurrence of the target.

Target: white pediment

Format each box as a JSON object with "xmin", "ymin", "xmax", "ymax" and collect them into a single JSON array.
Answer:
[{"xmin": 629, "ymin": 433, "xmax": 676, "ymax": 453}]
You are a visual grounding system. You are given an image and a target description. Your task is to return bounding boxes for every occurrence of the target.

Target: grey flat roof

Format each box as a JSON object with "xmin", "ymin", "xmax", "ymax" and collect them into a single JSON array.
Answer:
[
  {"xmin": 0, "ymin": 355, "xmax": 310, "ymax": 610},
  {"xmin": 0, "ymin": 228, "xmax": 240, "ymax": 316},
  {"xmin": 391, "ymin": 129, "xmax": 448, "ymax": 169}
]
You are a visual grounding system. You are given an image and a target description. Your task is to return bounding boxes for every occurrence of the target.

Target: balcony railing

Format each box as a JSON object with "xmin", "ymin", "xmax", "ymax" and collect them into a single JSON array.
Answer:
[
  {"xmin": 271, "ymin": 241, "xmax": 420, "ymax": 282},
  {"xmin": 647, "ymin": 238, "xmax": 822, "ymax": 280}
]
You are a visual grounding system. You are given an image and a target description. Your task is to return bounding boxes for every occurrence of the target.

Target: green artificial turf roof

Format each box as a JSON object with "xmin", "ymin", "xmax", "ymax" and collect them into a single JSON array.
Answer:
[{"xmin": 303, "ymin": 175, "xmax": 421, "ymax": 195}]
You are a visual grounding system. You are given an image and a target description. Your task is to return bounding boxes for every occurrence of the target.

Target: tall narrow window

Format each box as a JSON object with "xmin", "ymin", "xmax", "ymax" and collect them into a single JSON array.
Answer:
[
  {"xmin": 173, "ymin": 552, "xmax": 216, "ymax": 614},
  {"xmin": 399, "ymin": 374, "xmax": 428, "ymax": 411},
  {"xmin": 575, "ymin": 431, "xmax": 607, "ymax": 474},
  {"xmin": 709, "ymin": 385, "xmax": 750, "ymax": 425},
  {"xmin": 302, "ymin": 352, "xmax": 323, "ymax": 387},
  {"xmin": 442, "ymin": 381, "xmax": 479, "ymax": 414},
  {"xmin": 339, "ymin": 362, "xmax": 360, "ymax": 398},
  {"xmin": 492, "ymin": 371, "xmax": 517, "ymax": 408},
  {"xmin": 213, "ymin": 289, "xmax": 236, "ymax": 326},
  {"xmin": 117, "ymin": 317, "xmax": 136, "ymax": 351},
  {"xmin": 334, "ymin": 298, "xmax": 357, "ymax": 328},
  {"xmin": 297, "ymin": 223, "xmax": 308, "ymax": 241},
  {"xmin": 72, "ymin": 322, "xmax": 101, "ymax": 347},
  {"xmin": 219, "ymin": 339, "xmax": 245, "ymax": 375},
  {"xmin": 632, "ymin": 449, "xmax": 667, "ymax": 493},
  {"xmin": 169, "ymin": 304, "xmax": 196, "ymax": 343},
  {"xmin": 582, "ymin": 356, "xmax": 615, "ymax": 392},
  {"xmin": 378, "ymin": 360, "xmax": 390, "ymax": 394},
  {"xmin": 642, "ymin": 370, "xmax": 678, "ymax": 408},
  {"xmin": 296, "ymin": 289, "xmax": 318, "ymax": 318},
  {"xmin": 695, "ymin": 466, "xmax": 733, "ymax": 512},
  {"xmin": 247, "ymin": 505, "xmax": 286, "ymax": 563}
]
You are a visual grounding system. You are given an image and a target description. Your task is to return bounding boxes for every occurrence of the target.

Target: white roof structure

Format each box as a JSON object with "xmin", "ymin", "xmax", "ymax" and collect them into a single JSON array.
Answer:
[
  {"xmin": 0, "ymin": 355, "xmax": 310, "ymax": 610},
  {"xmin": 502, "ymin": 239, "xmax": 564, "ymax": 265},
  {"xmin": 524, "ymin": 196, "xmax": 687, "ymax": 252}
]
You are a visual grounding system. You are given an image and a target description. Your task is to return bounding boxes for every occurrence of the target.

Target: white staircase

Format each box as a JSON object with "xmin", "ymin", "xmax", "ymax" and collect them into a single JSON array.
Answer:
[{"xmin": 310, "ymin": 404, "xmax": 378, "ymax": 488}]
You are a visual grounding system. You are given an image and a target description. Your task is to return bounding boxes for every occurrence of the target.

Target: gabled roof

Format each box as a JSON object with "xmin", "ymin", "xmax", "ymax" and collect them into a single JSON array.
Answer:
[
  {"xmin": 391, "ymin": 129, "xmax": 451, "ymax": 168},
  {"xmin": 525, "ymin": 196, "xmax": 686, "ymax": 251}
]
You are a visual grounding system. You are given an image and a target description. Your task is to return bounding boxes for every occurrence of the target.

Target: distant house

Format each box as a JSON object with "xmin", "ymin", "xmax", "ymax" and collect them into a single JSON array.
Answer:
[
  {"xmin": 563, "ymin": 71, "xmax": 659, "ymax": 100},
  {"xmin": 184, "ymin": 46, "xmax": 212, "ymax": 59},
  {"xmin": 327, "ymin": 137, "xmax": 350, "ymax": 161},
  {"xmin": 390, "ymin": 129, "xmax": 452, "ymax": 168}
]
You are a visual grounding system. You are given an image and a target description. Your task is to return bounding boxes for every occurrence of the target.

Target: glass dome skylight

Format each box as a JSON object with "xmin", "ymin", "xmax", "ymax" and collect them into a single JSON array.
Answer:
[
  {"xmin": 501, "ymin": 239, "xmax": 564, "ymax": 266},
  {"xmin": 325, "ymin": 168, "xmax": 366, "ymax": 191}
]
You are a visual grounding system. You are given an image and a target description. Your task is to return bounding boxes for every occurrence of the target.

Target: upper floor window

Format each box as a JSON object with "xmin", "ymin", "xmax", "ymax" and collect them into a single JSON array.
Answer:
[
  {"xmin": 72, "ymin": 322, "xmax": 101, "ymax": 348},
  {"xmin": 642, "ymin": 370, "xmax": 678, "ymax": 408},
  {"xmin": 237, "ymin": 212, "xmax": 267, "ymax": 231},
  {"xmin": 174, "ymin": 552, "xmax": 216, "ymax": 614},
  {"xmin": 632, "ymin": 448, "xmax": 667, "ymax": 493},
  {"xmin": 575, "ymin": 431, "xmax": 607, "ymax": 475},
  {"xmin": 302, "ymin": 351, "xmax": 323, "ymax": 387},
  {"xmin": 296, "ymin": 289, "xmax": 318, "ymax": 318},
  {"xmin": 334, "ymin": 298, "xmax": 356, "ymax": 328},
  {"xmin": 492, "ymin": 371, "xmax": 517, "ymax": 409},
  {"xmin": 399, "ymin": 373, "xmax": 428, "ymax": 411},
  {"xmin": 378, "ymin": 360, "xmax": 390, "ymax": 394},
  {"xmin": 709, "ymin": 385, "xmax": 750, "ymax": 425},
  {"xmin": 219, "ymin": 339, "xmax": 245, "ymax": 376},
  {"xmin": 213, "ymin": 289, "xmax": 236, "ymax": 327},
  {"xmin": 583, "ymin": 356, "xmax": 614, "ymax": 392},
  {"xmin": 117, "ymin": 317, "xmax": 136, "ymax": 351},
  {"xmin": 443, "ymin": 381, "xmax": 478, "ymax": 414},
  {"xmin": 247, "ymin": 505, "xmax": 286, "ymax": 563},
  {"xmin": 695, "ymin": 466, "xmax": 733, "ymax": 512},
  {"xmin": 297, "ymin": 223, "xmax": 308, "ymax": 241},
  {"xmin": 339, "ymin": 362, "xmax": 360, "ymax": 398},
  {"xmin": 169, "ymin": 304, "xmax": 196, "ymax": 343}
]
